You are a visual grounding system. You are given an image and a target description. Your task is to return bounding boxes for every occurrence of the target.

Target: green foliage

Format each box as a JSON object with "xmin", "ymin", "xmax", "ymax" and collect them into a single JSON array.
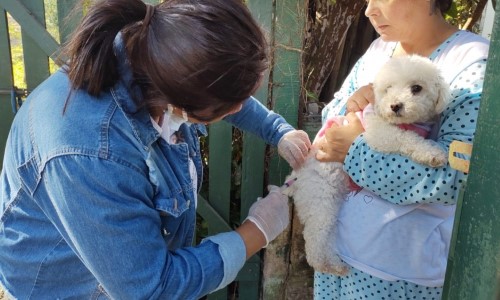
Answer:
[
  {"xmin": 44, "ymin": 0, "xmax": 60, "ymax": 75},
  {"xmin": 8, "ymin": 15, "xmax": 24, "ymax": 88},
  {"xmin": 445, "ymin": 0, "xmax": 483, "ymax": 33},
  {"xmin": 305, "ymin": 90, "xmax": 319, "ymax": 102},
  {"xmin": 44, "ymin": 0, "xmax": 59, "ymax": 43},
  {"xmin": 445, "ymin": 1, "xmax": 467, "ymax": 28}
]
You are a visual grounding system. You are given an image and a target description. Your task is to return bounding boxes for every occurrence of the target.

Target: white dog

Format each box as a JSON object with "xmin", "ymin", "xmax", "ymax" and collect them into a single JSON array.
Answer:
[
  {"xmin": 364, "ymin": 55, "xmax": 450, "ymax": 166},
  {"xmin": 283, "ymin": 55, "xmax": 450, "ymax": 275}
]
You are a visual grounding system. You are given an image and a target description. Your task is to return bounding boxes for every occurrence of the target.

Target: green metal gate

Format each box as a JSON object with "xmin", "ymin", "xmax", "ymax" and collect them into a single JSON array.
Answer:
[{"xmin": 0, "ymin": 0, "xmax": 302, "ymax": 299}]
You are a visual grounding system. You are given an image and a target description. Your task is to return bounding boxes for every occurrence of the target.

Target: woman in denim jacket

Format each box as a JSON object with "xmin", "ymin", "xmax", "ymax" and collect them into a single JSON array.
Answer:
[{"xmin": 0, "ymin": 0, "xmax": 311, "ymax": 298}]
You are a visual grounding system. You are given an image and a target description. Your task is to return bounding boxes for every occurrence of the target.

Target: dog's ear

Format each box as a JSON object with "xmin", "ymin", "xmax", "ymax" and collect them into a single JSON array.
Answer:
[{"xmin": 434, "ymin": 74, "xmax": 450, "ymax": 114}]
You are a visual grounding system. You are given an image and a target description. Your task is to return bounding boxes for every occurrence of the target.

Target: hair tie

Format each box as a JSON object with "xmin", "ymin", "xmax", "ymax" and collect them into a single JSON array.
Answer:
[{"xmin": 142, "ymin": 4, "xmax": 155, "ymax": 29}]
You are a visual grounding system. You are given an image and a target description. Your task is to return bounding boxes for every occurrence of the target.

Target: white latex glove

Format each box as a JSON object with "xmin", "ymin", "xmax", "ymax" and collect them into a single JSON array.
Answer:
[
  {"xmin": 245, "ymin": 185, "xmax": 290, "ymax": 247},
  {"xmin": 277, "ymin": 130, "xmax": 311, "ymax": 169}
]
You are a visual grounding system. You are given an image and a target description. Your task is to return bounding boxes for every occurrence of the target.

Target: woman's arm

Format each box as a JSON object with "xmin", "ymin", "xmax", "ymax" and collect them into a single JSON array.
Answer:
[
  {"xmin": 224, "ymin": 97, "xmax": 310, "ymax": 169},
  {"xmin": 38, "ymin": 156, "xmax": 230, "ymax": 299},
  {"xmin": 224, "ymin": 96, "xmax": 294, "ymax": 146}
]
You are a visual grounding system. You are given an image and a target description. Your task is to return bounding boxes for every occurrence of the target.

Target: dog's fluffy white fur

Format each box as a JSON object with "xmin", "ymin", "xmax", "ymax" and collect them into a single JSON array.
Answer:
[
  {"xmin": 284, "ymin": 152, "xmax": 351, "ymax": 275},
  {"xmin": 284, "ymin": 55, "xmax": 450, "ymax": 275}
]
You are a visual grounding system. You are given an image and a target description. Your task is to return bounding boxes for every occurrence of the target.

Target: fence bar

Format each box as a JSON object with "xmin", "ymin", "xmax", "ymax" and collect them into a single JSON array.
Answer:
[
  {"xmin": 442, "ymin": 5, "xmax": 500, "ymax": 299},
  {"xmin": 262, "ymin": 0, "xmax": 305, "ymax": 298}
]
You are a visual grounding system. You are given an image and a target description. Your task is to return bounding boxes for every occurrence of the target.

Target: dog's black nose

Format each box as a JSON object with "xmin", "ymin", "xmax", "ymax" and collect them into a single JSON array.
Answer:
[{"xmin": 391, "ymin": 103, "xmax": 402, "ymax": 113}]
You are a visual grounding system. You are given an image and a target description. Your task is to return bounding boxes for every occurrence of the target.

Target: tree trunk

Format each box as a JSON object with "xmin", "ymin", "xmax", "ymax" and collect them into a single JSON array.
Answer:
[{"xmin": 301, "ymin": 0, "xmax": 366, "ymax": 107}]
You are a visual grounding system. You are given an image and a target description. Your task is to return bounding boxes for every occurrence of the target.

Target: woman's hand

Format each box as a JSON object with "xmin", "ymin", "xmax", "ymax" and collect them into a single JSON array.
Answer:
[
  {"xmin": 345, "ymin": 84, "xmax": 374, "ymax": 113},
  {"xmin": 314, "ymin": 113, "xmax": 365, "ymax": 162},
  {"xmin": 240, "ymin": 185, "xmax": 290, "ymax": 258},
  {"xmin": 277, "ymin": 130, "xmax": 311, "ymax": 169}
]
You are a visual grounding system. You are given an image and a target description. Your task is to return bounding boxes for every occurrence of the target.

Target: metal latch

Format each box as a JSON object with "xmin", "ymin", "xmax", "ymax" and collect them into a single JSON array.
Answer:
[
  {"xmin": 449, "ymin": 140, "xmax": 473, "ymax": 173},
  {"xmin": 0, "ymin": 86, "xmax": 28, "ymax": 114}
]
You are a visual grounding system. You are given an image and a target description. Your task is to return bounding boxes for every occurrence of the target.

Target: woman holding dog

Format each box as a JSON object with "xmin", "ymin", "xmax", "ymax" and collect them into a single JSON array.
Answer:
[
  {"xmin": 0, "ymin": 0, "xmax": 312, "ymax": 298},
  {"xmin": 314, "ymin": 0, "xmax": 489, "ymax": 299}
]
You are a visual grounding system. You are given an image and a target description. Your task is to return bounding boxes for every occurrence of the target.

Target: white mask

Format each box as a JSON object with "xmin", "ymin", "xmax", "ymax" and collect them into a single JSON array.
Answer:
[{"xmin": 160, "ymin": 104, "xmax": 190, "ymax": 142}]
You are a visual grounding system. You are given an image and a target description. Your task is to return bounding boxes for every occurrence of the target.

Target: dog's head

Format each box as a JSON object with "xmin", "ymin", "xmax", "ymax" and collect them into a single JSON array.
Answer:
[{"xmin": 372, "ymin": 55, "xmax": 450, "ymax": 124}]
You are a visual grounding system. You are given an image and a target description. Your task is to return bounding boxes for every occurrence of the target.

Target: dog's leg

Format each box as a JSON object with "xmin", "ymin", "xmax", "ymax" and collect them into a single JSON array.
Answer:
[
  {"xmin": 302, "ymin": 199, "xmax": 349, "ymax": 275},
  {"xmin": 288, "ymin": 157, "xmax": 351, "ymax": 275},
  {"xmin": 294, "ymin": 161, "xmax": 350, "ymax": 275}
]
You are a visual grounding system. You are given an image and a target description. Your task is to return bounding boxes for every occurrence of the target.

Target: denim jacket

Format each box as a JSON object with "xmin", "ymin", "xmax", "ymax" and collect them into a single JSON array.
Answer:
[{"xmin": 0, "ymin": 34, "xmax": 294, "ymax": 299}]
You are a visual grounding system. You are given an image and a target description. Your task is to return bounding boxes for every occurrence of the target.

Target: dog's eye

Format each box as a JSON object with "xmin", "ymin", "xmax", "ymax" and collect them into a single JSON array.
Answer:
[{"xmin": 411, "ymin": 85, "xmax": 423, "ymax": 95}]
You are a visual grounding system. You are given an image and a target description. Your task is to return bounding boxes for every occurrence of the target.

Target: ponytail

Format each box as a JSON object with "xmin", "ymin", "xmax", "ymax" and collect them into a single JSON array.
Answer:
[{"xmin": 63, "ymin": 0, "xmax": 148, "ymax": 96}]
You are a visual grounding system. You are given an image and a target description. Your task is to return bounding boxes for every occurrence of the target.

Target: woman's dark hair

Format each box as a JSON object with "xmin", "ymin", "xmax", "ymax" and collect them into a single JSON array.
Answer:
[
  {"xmin": 63, "ymin": 0, "xmax": 269, "ymax": 120},
  {"xmin": 435, "ymin": 0, "xmax": 453, "ymax": 14}
]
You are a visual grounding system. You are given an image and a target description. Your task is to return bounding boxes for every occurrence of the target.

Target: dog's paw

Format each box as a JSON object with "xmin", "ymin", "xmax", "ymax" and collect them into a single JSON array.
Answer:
[
  {"xmin": 316, "ymin": 258, "xmax": 350, "ymax": 276},
  {"xmin": 308, "ymin": 251, "xmax": 350, "ymax": 276},
  {"xmin": 429, "ymin": 150, "xmax": 447, "ymax": 167},
  {"xmin": 409, "ymin": 144, "xmax": 447, "ymax": 167}
]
